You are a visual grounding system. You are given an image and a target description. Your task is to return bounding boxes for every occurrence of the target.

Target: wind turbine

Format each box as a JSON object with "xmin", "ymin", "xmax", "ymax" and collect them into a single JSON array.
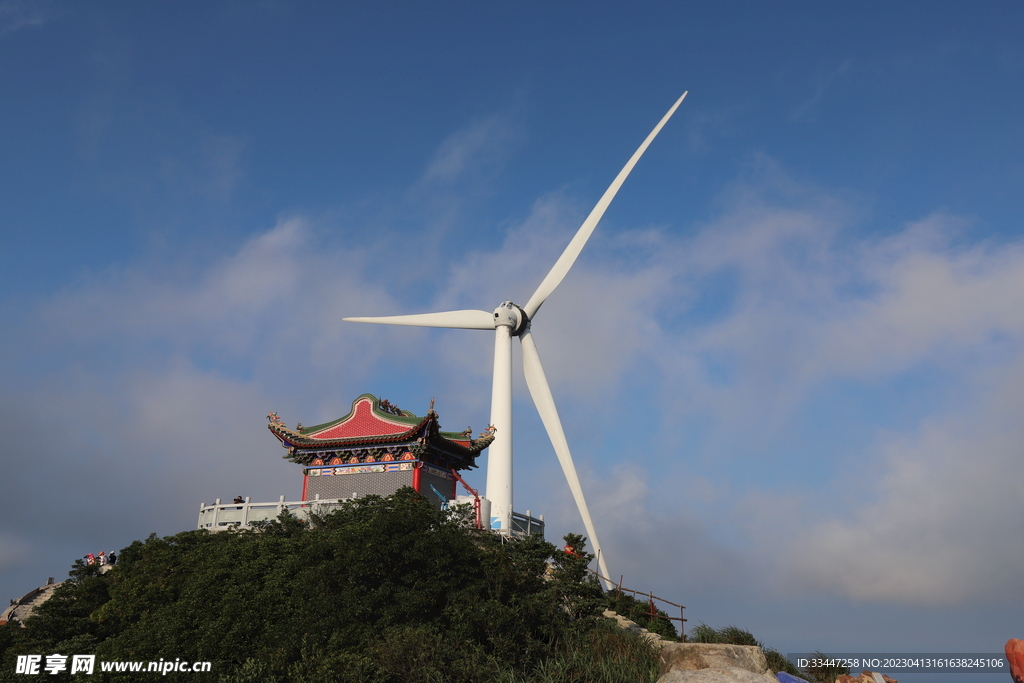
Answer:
[{"xmin": 345, "ymin": 92, "xmax": 687, "ymax": 585}]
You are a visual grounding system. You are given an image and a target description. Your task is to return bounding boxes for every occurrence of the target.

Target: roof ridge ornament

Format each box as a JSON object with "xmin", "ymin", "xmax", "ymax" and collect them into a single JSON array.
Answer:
[{"xmin": 379, "ymin": 398, "xmax": 403, "ymax": 416}]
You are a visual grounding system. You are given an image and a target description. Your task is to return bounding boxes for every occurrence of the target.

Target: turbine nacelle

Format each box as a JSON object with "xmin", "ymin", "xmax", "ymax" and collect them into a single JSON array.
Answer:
[{"xmin": 492, "ymin": 301, "xmax": 527, "ymax": 335}]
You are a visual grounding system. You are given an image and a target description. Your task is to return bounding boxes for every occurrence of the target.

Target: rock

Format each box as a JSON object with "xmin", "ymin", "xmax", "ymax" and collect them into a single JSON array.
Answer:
[
  {"xmin": 660, "ymin": 643, "xmax": 771, "ymax": 676},
  {"xmin": 1007, "ymin": 638, "xmax": 1024, "ymax": 683},
  {"xmin": 657, "ymin": 666, "xmax": 778, "ymax": 683}
]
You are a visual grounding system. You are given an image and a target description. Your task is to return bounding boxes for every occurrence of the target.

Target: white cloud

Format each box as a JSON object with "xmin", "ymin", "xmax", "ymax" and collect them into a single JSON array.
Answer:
[
  {"xmin": 0, "ymin": 0, "xmax": 53, "ymax": 35},
  {"xmin": 809, "ymin": 217, "xmax": 1024, "ymax": 377},
  {"xmin": 424, "ymin": 115, "xmax": 521, "ymax": 183},
  {"xmin": 35, "ymin": 217, "xmax": 406, "ymax": 374},
  {"xmin": 791, "ymin": 59, "xmax": 854, "ymax": 122},
  {"xmin": 758, "ymin": 353, "xmax": 1024, "ymax": 604}
]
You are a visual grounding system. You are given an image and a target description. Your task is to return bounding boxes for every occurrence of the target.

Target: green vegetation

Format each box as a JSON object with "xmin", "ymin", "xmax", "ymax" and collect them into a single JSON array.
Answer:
[
  {"xmin": 0, "ymin": 489, "xmax": 850, "ymax": 683},
  {"xmin": 604, "ymin": 590, "xmax": 680, "ymax": 642},
  {"xmin": 0, "ymin": 489, "xmax": 659, "ymax": 683},
  {"xmin": 499, "ymin": 619, "xmax": 661, "ymax": 683},
  {"xmin": 689, "ymin": 623, "xmax": 757, "ymax": 646}
]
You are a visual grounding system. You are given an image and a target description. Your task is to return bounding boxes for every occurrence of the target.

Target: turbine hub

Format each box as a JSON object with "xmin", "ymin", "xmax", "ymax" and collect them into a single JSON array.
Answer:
[{"xmin": 493, "ymin": 301, "xmax": 525, "ymax": 333}]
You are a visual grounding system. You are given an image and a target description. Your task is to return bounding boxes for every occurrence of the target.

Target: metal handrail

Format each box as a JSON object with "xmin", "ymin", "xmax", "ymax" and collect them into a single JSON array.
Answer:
[{"xmin": 591, "ymin": 569, "xmax": 687, "ymax": 640}]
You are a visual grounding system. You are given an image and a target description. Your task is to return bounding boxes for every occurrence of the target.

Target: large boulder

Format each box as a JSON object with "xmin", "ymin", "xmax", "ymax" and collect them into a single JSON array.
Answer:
[
  {"xmin": 658, "ymin": 667, "xmax": 778, "ymax": 683},
  {"xmin": 660, "ymin": 643, "xmax": 771, "ymax": 676}
]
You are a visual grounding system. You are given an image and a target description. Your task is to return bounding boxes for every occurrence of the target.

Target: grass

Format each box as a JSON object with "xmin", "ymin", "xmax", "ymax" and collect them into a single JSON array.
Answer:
[
  {"xmin": 500, "ymin": 619, "xmax": 661, "ymax": 683},
  {"xmin": 515, "ymin": 618, "xmax": 853, "ymax": 683}
]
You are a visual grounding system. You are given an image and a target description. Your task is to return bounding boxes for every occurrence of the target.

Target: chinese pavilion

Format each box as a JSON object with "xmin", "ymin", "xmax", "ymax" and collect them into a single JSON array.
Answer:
[{"xmin": 266, "ymin": 394, "xmax": 495, "ymax": 508}]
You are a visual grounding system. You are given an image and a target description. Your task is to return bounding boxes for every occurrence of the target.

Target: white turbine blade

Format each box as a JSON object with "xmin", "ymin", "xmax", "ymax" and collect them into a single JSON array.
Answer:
[
  {"xmin": 343, "ymin": 310, "xmax": 494, "ymax": 330},
  {"xmin": 523, "ymin": 91, "xmax": 688, "ymax": 320},
  {"xmin": 519, "ymin": 327, "xmax": 612, "ymax": 589}
]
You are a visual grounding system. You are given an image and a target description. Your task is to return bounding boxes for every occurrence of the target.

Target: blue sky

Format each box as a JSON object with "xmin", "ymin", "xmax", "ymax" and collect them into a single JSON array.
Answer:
[{"xmin": 2, "ymin": 1, "xmax": 1022, "ymax": 676}]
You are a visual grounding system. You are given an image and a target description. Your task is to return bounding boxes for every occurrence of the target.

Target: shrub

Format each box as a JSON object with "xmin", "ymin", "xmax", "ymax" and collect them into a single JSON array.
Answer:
[
  {"xmin": 0, "ymin": 489, "xmax": 620, "ymax": 683},
  {"xmin": 504, "ymin": 619, "xmax": 661, "ymax": 683},
  {"xmin": 604, "ymin": 590, "xmax": 680, "ymax": 641}
]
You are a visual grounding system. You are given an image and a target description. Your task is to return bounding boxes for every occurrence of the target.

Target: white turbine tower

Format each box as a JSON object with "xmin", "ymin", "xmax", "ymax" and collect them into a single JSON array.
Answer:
[{"xmin": 345, "ymin": 92, "xmax": 687, "ymax": 585}]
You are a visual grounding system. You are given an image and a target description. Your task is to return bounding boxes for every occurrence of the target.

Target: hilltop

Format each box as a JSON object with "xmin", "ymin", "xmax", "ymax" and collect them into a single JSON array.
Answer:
[{"xmin": 0, "ymin": 488, "xmax": 661, "ymax": 683}]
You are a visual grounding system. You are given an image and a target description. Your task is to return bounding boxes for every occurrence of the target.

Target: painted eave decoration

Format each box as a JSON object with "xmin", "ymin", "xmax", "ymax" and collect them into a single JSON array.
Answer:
[{"xmin": 267, "ymin": 394, "xmax": 495, "ymax": 466}]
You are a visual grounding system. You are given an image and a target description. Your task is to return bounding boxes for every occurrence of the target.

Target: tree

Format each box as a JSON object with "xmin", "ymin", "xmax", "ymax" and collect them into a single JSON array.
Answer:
[{"xmin": 0, "ymin": 489, "xmax": 629, "ymax": 683}]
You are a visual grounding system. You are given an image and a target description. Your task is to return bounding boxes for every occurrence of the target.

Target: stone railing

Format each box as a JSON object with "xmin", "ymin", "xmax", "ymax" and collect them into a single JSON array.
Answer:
[
  {"xmin": 1, "ymin": 579, "xmax": 62, "ymax": 626},
  {"xmin": 198, "ymin": 496, "xmax": 545, "ymax": 539},
  {"xmin": 197, "ymin": 495, "xmax": 348, "ymax": 531}
]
